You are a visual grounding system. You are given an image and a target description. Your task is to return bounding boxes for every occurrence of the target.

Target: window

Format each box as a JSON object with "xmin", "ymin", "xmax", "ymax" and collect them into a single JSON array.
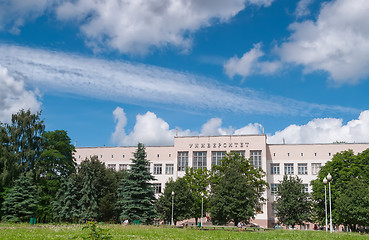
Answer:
[
  {"xmin": 112, "ymin": 155, "xmax": 114, "ymax": 158},
  {"xmin": 301, "ymin": 153, "xmax": 304, "ymax": 157},
  {"xmin": 165, "ymin": 164, "xmax": 174, "ymax": 175},
  {"xmin": 122, "ymin": 154, "xmax": 125, "ymax": 158},
  {"xmin": 287, "ymin": 153, "xmax": 290, "ymax": 157},
  {"xmin": 329, "ymin": 153, "xmax": 331, "ymax": 156},
  {"xmin": 100, "ymin": 155, "xmax": 103, "ymax": 159},
  {"xmin": 107, "ymin": 164, "xmax": 116, "ymax": 170},
  {"xmin": 212, "ymin": 151, "xmax": 226, "ymax": 166},
  {"xmin": 314, "ymin": 153, "xmax": 317, "ymax": 157},
  {"xmin": 119, "ymin": 164, "xmax": 128, "ymax": 171},
  {"xmin": 311, "ymin": 163, "xmax": 321, "ymax": 175},
  {"xmin": 284, "ymin": 163, "xmax": 294, "ymax": 175},
  {"xmin": 153, "ymin": 183, "xmax": 162, "ymax": 194},
  {"xmin": 177, "ymin": 152, "xmax": 188, "ymax": 171},
  {"xmin": 251, "ymin": 150, "xmax": 262, "ymax": 169},
  {"xmin": 273, "ymin": 153, "xmax": 276, "ymax": 157},
  {"xmin": 193, "ymin": 151, "xmax": 207, "ymax": 170},
  {"xmin": 270, "ymin": 163, "xmax": 280, "ymax": 175},
  {"xmin": 271, "ymin": 183, "xmax": 279, "ymax": 195},
  {"xmin": 298, "ymin": 163, "xmax": 308, "ymax": 175},
  {"xmin": 157, "ymin": 154, "xmax": 160, "ymax": 158},
  {"xmin": 232, "ymin": 150, "xmax": 245, "ymax": 157},
  {"xmin": 154, "ymin": 164, "xmax": 162, "ymax": 175},
  {"xmin": 303, "ymin": 184, "xmax": 309, "ymax": 193}
]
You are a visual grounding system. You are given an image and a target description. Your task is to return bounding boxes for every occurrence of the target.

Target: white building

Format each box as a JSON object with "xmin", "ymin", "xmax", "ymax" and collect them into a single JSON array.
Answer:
[{"xmin": 75, "ymin": 134, "xmax": 369, "ymax": 228}]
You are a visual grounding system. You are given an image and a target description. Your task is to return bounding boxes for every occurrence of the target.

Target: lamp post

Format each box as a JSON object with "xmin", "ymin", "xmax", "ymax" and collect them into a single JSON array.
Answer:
[
  {"xmin": 323, "ymin": 177, "xmax": 328, "ymax": 232},
  {"xmin": 327, "ymin": 173, "xmax": 333, "ymax": 233},
  {"xmin": 200, "ymin": 192, "xmax": 204, "ymax": 227},
  {"xmin": 171, "ymin": 191, "xmax": 174, "ymax": 226}
]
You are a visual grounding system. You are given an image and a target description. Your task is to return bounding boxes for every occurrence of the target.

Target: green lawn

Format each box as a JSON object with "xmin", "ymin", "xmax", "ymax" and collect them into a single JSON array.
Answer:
[{"xmin": 0, "ymin": 223, "xmax": 367, "ymax": 239}]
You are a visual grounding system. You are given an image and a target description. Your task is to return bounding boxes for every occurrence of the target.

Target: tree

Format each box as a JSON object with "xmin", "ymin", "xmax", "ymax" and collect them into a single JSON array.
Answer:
[
  {"xmin": 155, "ymin": 177, "xmax": 194, "ymax": 224},
  {"xmin": 183, "ymin": 167, "xmax": 209, "ymax": 225},
  {"xmin": 209, "ymin": 152, "xmax": 267, "ymax": 225},
  {"xmin": 311, "ymin": 149, "xmax": 369, "ymax": 227},
  {"xmin": 6, "ymin": 109, "xmax": 44, "ymax": 176},
  {"xmin": 78, "ymin": 164, "xmax": 99, "ymax": 220},
  {"xmin": 36, "ymin": 130, "xmax": 76, "ymax": 222},
  {"xmin": 117, "ymin": 143, "xmax": 157, "ymax": 224},
  {"xmin": 53, "ymin": 177, "xmax": 80, "ymax": 222},
  {"xmin": 274, "ymin": 175, "xmax": 312, "ymax": 229},
  {"xmin": 1, "ymin": 174, "xmax": 39, "ymax": 222},
  {"xmin": 334, "ymin": 178, "xmax": 369, "ymax": 230}
]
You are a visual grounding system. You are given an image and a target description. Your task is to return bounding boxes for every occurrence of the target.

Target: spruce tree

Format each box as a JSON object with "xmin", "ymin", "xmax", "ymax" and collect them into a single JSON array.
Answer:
[
  {"xmin": 1, "ymin": 175, "xmax": 39, "ymax": 222},
  {"xmin": 53, "ymin": 177, "xmax": 79, "ymax": 222},
  {"xmin": 117, "ymin": 143, "xmax": 157, "ymax": 224},
  {"xmin": 78, "ymin": 165, "xmax": 99, "ymax": 221}
]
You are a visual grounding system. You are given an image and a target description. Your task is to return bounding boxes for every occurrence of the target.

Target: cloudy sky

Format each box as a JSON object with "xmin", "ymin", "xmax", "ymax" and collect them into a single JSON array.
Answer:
[{"xmin": 0, "ymin": 0, "xmax": 369, "ymax": 147}]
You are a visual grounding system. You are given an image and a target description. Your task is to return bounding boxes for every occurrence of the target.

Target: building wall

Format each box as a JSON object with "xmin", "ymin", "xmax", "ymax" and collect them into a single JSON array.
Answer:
[{"xmin": 75, "ymin": 135, "xmax": 369, "ymax": 228}]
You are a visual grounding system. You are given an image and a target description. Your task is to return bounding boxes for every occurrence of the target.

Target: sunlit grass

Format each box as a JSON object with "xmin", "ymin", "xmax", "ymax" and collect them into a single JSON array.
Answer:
[{"xmin": 0, "ymin": 223, "xmax": 366, "ymax": 239}]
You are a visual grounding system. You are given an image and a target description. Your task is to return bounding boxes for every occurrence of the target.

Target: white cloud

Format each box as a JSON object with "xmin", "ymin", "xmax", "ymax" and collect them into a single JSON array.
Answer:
[
  {"xmin": 112, "ymin": 108, "xmax": 369, "ymax": 146},
  {"xmin": 201, "ymin": 118, "xmax": 233, "ymax": 136},
  {"xmin": 268, "ymin": 110, "xmax": 369, "ymax": 144},
  {"xmin": 295, "ymin": 0, "xmax": 313, "ymax": 18},
  {"xmin": 0, "ymin": 0, "xmax": 49, "ymax": 34},
  {"xmin": 55, "ymin": 0, "xmax": 251, "ymax": 54},
  {"xmin": 111, "ymin": 107, "xmax": 193, "ymax": 146},
  {"xmin": 278, "ymin": 0, "xmax": 369, "ymax": 84},
  {"xmin": 224, "ymin": 43, "xmax": 281, "ymax": 78},
  {"xmin": 0, "ymin": 65, "xmax": 41, "ymax": 123},
  {"xmin": 0, "ymin": 44, "xmax": 355, "ymax": 117}
]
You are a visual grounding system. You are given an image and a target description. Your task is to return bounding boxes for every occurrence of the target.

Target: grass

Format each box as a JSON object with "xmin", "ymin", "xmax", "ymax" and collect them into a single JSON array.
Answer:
[{"xmin": 0, "ymin": 223, "xmax": 368, "ymax": 239}]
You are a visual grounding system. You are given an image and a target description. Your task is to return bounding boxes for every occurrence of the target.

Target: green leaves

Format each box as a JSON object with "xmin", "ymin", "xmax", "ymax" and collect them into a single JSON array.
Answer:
[{"xmin": 274, "ymin": 175, "xmax": 312, "ymax": 228}]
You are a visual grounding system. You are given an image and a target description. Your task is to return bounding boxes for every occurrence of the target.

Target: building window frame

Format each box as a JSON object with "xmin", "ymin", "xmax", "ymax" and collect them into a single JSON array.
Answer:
[
  {"xmin": 298, "ymin": 163, "xmax": 308, "ymax": 175},
  {"xmin": 212, "ymin": 151, "xmax": 226, "ymax": 166},
  {"xmin": 177, "ymin": 151, "xmax": 188, "ymax": 171},
  {"xmin": 284, "ymin": 163, "xmax": 294, "ymax": 175},
  {"xmin": 311, "ymin": 163, "xmax": 321, "ymax": 175},
  {"xmin": 193, "ymin": 151, "xmax": 207, "ymax": 170},
  {"xmin": 154, "ymin": 164, "xmax": 162, "ymax": 175},
  {"xmin": 270, "ymin": 163, "xmax": 280, "ymax": 175},
  {"xmin": 250, "ymin": 150, "xmax": 262, "ymax": 169},
  {"xmin": 165, "ymin": 164, "xmax": 174, "ymax": 175},
  {"xmin": 153, "ymin": 183, "xmax": 162, "ymax": 194}
]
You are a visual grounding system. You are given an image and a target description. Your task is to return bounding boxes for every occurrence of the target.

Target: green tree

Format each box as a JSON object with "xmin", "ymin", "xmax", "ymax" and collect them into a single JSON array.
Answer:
[
  {"xmin": 78, "ymin": 164, "xmax": 99, "ymax": 221},
  {"xmin": 155, "ymin": 177, "xmax": 194, "ymax": 224},
  {"xmin": 311, "ymin": 149, "xmax": 369, "ymax": 227},
  {"xmin": 274, "ymin": 175, "xmax": 312, "ymax": 229},
  {"xmin": 209, "ymin": 152, "xmax": 267, "ymax": 225},
  {"xmin": 183, "ymin": 167, "xmax": 209, "ymax": 225},
  {"xmin": 335, "ymin": 178, "xmax": 369, "ymax": 230},
  {"xmin": 1, "ymin": 174, "xmax": 39, "ymax": 222},
  {"xmin": 53, "ymin": 177, "xmax": 80, "ymax": 222},
  {"xmin": 6, "ymin": 109, "xmax": 45, "ymax": 176},
  {"xmin": 117, "ymin": 143, "xmax": 157, "ymax": 224},
  {"xmin": 36, "ymin": 130, "xmax": 76, "ymax": 222}
]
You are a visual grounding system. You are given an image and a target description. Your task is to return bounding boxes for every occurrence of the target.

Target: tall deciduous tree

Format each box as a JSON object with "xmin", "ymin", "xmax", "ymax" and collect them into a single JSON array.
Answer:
[
  {"xmin": 311, "ymin": 149, "xmax": 369, "ymax": 228},
  {"xmin": 1, "ymin": 174, "xmax": 39, "ymax": 222},
  {"xmin": 183, "ymin": 167, "xmax": 209, "ymax": 225},
  {"xmin": 274, "ymin": 175, "xmax": 312, "ymax": 229},
  {"xmin": 117, "ymin": 143, "xmax": 157, "ymax": 224},
  {"xmin": 155, "ymin": 177, "xmax": 194, "ymax": 224},
  {"xmin": 210, "ymin": 152, "xmax": 267, "ymax": 225}
]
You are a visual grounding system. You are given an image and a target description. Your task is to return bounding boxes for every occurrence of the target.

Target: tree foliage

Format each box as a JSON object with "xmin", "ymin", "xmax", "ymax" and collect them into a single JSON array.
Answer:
[
  {"xmin": 274, "ymin": 175, "xmax": 312, "ymax": 228},
  {"xmin": 1, "ymin": 174, "xmax": 39, "ymax": 222},
  {"xmin": 209, "ymin": 152, "xmax": 267, "ymax": 225},
  {"xmin": 183, "ymin": 167, "xmax": 209, "ymax": 223},
  {"xmin": 117, "ymin": 143, "xmax": 157, "ymax": 224},
  {"xmin": 156, "ymin": 177, "xmax": 194, "ymax": 224},
  {"xmin": 311, "ymin": 149, "xmax": 369, "ymax": 228}
]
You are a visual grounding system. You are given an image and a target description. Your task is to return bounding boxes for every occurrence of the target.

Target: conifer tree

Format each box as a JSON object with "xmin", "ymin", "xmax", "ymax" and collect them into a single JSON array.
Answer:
[
  {"xmin": 78, "ymin": 165, "xmax": 98, "ymax": 220},
  {"xmin": 117, "ymin": 143, "xmax": 157, "ymax": 224},
  {"xmin": 1, "ymin": 174, "xmax": 39, "ymax": 222},
  {"xmin": 53, "ymin": 177, "xmax": 79, "ymax": 222}
]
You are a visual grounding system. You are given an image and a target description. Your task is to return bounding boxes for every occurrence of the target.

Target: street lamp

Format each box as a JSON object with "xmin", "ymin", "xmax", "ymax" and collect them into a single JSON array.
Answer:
[
  {"xmin": 200, "ymin": 192, "xmax": 204, "ymax": 227},
  {"xmin": 327, "ymin": 173, "xmax": 333, "ymax": 233},
  {"xmin": 323, "ymin": 177, "xmax": 328, "ymax": 232},
  {"xmin": 171, "ymin": 191, "xmax": 174, "ymax": 226}
]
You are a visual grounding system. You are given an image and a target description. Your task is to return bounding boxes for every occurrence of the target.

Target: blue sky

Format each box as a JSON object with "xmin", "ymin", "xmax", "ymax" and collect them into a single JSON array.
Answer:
[{"xmin": 0, "ymin": 0, "xmax": 369, "ymax": 147}]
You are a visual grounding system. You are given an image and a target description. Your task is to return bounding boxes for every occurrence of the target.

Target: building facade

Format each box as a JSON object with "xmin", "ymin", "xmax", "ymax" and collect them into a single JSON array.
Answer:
[{"xmin": 75, "ymin": 135, "xmax": 369, "ymax": 228}]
